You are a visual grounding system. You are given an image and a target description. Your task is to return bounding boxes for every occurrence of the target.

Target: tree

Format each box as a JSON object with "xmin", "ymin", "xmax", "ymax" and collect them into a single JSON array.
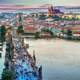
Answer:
[
  {"xmin": 39, "ymin": 13, "xmax": 46, "ymax": 20},
  {"xmin": 35, "ymin": 32, "xmax": 40, "ymax": 38},
  {"xmin": 17, "ymin": 25, "xmax": 24, "ymax": 35},
  {"xmin": 2, "ymin": 69, "xmax": 13, "ymax": 80},
  {"xmin": 52, "ymin": 15, "xmax": 60, "ymax": 21},
  {"xmin": 0, "ymin": 25, "xmax": 6, "ymax": 42},
  {"xmin": 67, "ymin": 29, "xmax": 72, "ymax": 36}
]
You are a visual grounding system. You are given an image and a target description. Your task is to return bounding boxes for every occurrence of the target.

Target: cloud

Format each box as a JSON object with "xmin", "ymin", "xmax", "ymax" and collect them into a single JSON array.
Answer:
[{"xmin": 0, "ymin": 0, "xmax": 80, "ymax": 6}]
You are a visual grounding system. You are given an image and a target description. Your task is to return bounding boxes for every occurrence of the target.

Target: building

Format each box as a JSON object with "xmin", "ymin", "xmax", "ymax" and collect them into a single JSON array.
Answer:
[
  {"xmin": 54, "ymin": 6, "xmax": 80, "ymax": 14},
  {"xmin": 24, "ymin": 26, "xmax": 38, "ymax": 33}
]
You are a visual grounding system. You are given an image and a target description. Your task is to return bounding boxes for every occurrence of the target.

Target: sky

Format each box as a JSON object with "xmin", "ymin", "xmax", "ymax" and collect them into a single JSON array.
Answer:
[{"xmin": 0, "ymin": 0, "xmax": 80, "ymax": 6}]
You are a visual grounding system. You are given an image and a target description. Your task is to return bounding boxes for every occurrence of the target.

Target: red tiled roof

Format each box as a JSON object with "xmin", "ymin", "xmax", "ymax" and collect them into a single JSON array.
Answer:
[{"xmin": 24, "ymin": 26, "xmax": 37, "ymax": 31}]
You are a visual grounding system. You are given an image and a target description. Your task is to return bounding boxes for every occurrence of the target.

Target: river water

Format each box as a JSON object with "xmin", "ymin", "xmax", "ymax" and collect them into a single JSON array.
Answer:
[
  {"xmin": 0, "ymin": 42, "xmax": 6, "ymax": 79},
  {"xmin": 24, "ymin": 38, "xmax": 80, "ymax": 80}
]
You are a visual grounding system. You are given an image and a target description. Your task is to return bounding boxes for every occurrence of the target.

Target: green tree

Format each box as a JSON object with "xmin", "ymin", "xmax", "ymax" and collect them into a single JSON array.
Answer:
[
  {"xmin": 35, "ymin": 32, "xmax": 40, "ymax": 38},
  {"xmin": 39, "ymin": 13, "xmax": 46, "ymax": 20},
  {"xmin": 0, "ymin": 25, "xmax": 6, "ymax": 42},
  {"xmin": 52, "ymin": 15, "xmax": 60, "ymax": 21},
  {"xmin": 17, "ymin": 25, "xmax": 24, "ymax": 34},
  {"xmin": 67, "ymin": 29, "xmax": 72, "ymax": 36},
  {"xmin": 2, "ymin": 69, "xmax": 13, "ymax": 80}
]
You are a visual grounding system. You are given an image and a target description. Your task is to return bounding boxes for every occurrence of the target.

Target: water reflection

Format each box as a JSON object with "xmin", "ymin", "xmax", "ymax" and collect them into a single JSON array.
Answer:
[{"xmin": 24, "ymin": 39, "xmax": 80, "ymax": 80}]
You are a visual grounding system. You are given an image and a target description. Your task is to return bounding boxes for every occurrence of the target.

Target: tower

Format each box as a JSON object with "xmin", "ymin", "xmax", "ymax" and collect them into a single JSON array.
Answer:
[
  {"xmin": 16, "ymin": 13, "xmax": 23, "ymax": 26},
  {"xmin": 48, "ymin": 5, "xmax": 54, "ymax": 17}
]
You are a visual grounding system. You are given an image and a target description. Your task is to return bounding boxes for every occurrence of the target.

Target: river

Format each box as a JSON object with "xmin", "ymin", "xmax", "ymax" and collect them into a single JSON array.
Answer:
[
  {"xmin": 24, "ymin": 38, "xmax": 80, "ymax": 80},
  {"xmin": 0, "ymin": 42, "xmax": 6, "ymax": 79}
]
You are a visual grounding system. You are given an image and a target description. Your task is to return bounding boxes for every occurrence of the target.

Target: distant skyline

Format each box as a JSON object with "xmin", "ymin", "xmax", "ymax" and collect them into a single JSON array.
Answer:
[{"xmin": 0, "ymin": 0, "xmax": 80, "ymax": 6}]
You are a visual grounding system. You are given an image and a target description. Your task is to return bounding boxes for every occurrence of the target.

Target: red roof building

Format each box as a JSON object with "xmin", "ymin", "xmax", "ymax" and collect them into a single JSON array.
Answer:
[{"xmin": 24, "ymin": 26, "xmax": 38, "ymax": 33}]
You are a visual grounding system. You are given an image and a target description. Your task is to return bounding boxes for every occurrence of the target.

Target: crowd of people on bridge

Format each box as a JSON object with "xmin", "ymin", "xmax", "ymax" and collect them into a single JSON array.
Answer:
[
  {"xmin": 0, "ymin": 23, "xmax": 42, "ymax": 80},
  {"xmin": 13, "ymin": 37, "xmax": 39, "ymax": 80}
]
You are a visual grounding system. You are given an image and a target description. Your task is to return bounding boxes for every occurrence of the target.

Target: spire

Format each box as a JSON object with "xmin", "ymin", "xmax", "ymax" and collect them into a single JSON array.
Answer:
[{"xmin": 48, "ymin": 5, "xmax": 54, "ymax": 16}]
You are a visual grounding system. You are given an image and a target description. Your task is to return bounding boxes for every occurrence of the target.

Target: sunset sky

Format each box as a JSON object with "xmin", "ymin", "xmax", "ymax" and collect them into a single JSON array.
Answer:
[{"xmin": 0, "ymin": 0, "xmax": 80, "ymax": 6}]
